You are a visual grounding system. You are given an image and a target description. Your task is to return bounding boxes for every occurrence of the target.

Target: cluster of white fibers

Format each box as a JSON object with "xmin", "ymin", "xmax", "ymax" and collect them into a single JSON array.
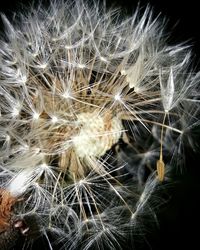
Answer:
[{"xmin": 0, "ymin": 0, "xmax": 199, "ymax": 249}]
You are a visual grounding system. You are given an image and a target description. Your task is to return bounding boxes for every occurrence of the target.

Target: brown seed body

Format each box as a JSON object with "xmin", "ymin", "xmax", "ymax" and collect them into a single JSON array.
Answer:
[{"xmin": 0, "ymin": 189, "xmax": 17, "ymax": 233}]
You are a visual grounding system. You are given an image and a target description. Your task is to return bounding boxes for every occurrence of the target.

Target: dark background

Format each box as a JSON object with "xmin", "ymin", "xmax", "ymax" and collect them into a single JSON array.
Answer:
[{"xmin": 0, "ymin": 0, "xmax": 200, "ymax": 249}]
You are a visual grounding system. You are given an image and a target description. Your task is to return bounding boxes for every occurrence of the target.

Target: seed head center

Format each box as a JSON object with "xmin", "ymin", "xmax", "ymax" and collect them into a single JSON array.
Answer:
[{"xmin": 73, "ymin": 112, "xmax": 122, "ymax": 158}]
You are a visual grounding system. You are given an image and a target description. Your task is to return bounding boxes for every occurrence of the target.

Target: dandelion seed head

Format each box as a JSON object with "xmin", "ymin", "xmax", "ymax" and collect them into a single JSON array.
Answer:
[{"xmin": 0, "ymin": 0, "xmax": 199, "ymax": 248}]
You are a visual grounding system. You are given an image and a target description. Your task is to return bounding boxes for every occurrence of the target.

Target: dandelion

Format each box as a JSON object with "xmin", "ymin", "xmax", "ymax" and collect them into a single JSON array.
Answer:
[{"xmin": 0, "ymin": 0, "xmax": 199, "ymax": 249}]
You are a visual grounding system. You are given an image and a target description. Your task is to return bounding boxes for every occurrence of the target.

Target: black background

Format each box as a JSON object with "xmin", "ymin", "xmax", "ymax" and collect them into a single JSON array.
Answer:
[{"xmin": 0, "ymin": 0, "xmax": 200, "ymax": 249}]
